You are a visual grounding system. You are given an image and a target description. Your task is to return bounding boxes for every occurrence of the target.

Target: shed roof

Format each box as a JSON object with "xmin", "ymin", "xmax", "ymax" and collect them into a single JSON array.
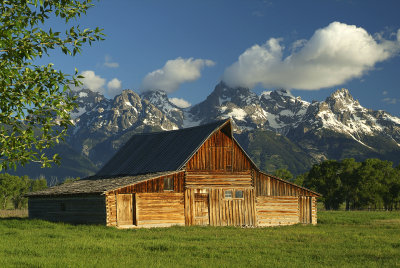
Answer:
[
  {"xmin": 96, "ymin": 119, "xmax": 231, "ymax": 177},
  {"xmin": 26, "ymin": 171, "xmax": 181, "ymax": 197}
]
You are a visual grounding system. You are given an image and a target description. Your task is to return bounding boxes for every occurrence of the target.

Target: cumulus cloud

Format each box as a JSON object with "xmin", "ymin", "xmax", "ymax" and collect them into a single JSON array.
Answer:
[
  {"xmin": 103, "ymin": 55, "xmax": 119, "ymax": 68},
  {"xmin": 76, "ymin": 70, "xmax": 106, "ymax": 92},
  {"xmin": 169, "ymin": 97, "xmax": 191, "ymax": 108},
  {"xmin": 107, "ymin": 78, "xmax": 122, "ymax": 98},
  {"xmin": 73, "ymin": 70, "xmax": 122, "ymax": 98},
  {"xmin": 141, "ymin": 57, "xmax": 215, "ymax": 93},
  {"xmin": 222, "ymin": 22, "xmax": 400, "ymax": 90}
]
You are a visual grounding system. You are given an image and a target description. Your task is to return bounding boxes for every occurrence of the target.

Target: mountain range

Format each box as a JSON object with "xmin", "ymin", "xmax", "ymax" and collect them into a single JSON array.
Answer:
[{"xmin": 11, "ymin": 82, "xmax": 400, "ymax": 180}]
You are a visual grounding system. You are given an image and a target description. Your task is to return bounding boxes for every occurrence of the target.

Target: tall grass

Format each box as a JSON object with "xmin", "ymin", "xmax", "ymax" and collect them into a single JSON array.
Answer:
[{"xmin": 0, "ymin": 211, "xmax": 399, "ymax": 267}]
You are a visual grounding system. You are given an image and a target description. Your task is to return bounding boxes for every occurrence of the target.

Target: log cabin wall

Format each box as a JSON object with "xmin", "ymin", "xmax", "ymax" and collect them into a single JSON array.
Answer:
[
  {"xmin": 28, "ymin": 195, "xmax": 106, "ymax": 224},
  {"xmin": 106, "ymin": 172, "xmax": 185, "ymax": 227},
  {"xmin": 254, "ymin": 171, "xmax": 318, "ymax": 226},
  {"xmin": 256, "ymin": 196, "xmax": 300, "ymax": 226},
  {"xmin": 135, "ymin": 193, "xmax": 185, "ymax": 227}
]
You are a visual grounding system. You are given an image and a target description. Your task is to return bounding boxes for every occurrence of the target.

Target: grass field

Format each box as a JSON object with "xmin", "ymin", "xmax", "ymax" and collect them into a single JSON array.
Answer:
[{"xmin": 0, "ymin": 210, "xmax": 399, "ymax": 267}]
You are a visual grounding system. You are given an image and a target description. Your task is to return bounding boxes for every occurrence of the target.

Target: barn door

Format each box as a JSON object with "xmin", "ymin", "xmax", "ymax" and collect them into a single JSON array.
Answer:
[
  {"xmin": 299, "ymin": 196, "xmax": 312, "ymax": 224},
  {"xmin": 194, "ymin": 193, "xmax": 209, "ymax": 225},
  {"xmin": 117, "ymin": 194, "xmax": 134, "ymax": 226}
]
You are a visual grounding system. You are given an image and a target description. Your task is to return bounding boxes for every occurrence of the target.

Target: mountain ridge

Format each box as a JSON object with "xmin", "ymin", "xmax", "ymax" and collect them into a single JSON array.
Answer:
[{"xmin": 10, "ymin": 82, "xmax": 400, "ymax": 179}]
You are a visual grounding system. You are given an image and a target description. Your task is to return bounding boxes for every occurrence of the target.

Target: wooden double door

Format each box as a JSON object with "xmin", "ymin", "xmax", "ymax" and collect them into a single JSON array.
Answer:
[{"xmin": 194, "ymin": 193, "xmax": 210, "ymax": 225}]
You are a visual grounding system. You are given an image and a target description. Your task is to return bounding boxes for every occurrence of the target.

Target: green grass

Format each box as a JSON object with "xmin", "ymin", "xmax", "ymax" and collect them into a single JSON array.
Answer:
[{"xmin": 0, "ymin": 211, "xmax": 399, "ymax": 267}]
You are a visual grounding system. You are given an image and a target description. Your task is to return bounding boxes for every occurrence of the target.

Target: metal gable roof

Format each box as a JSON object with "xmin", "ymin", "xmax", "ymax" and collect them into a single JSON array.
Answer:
[{"xmin": 96, "ymin": 119, "xmax": 230, "ymax": 177}]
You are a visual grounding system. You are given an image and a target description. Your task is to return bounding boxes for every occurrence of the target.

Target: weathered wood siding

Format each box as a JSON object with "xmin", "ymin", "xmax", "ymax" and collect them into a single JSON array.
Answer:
[
  {"xmin": 185, "ymin": 188, "xmax": 255, "ymax": 226},
  {"xmin": 136, "ymin": 193, "xmax": 185, "ymax": 227},
  {"xmin": 185, "ymin": 171, "xmax": 252, "ymax": 188},
  {"xmin": 299, "ymin": 196, "xmax": 317, "ymax": 225},
  {"xmin": 186, "ymin": 129, "xmax": 252, "ymax": 172},
  {"xmin": 106, "ymin": 172, "xmax": 185, "ymax": 226},
  {"xmin": 256, "ymin": 196, "xmax": 299, "ymax": 227},
  {"xmin": 312, "ymin": 197, "xmax": 317, "ymax": 224},
  {"xmin": 109, "ymin": 172, "xmax": 185, "ymax": 195},
  {"xmin": 209, "ymin": 188, "xmax": 255, "ymax": 226},
  {"xmin": 254, "ymin": 172, "xmax": 318, "ymax": 197},
  {"xmin": 28, "ymin": 195, "xmax": 106, "ymax": 224}
]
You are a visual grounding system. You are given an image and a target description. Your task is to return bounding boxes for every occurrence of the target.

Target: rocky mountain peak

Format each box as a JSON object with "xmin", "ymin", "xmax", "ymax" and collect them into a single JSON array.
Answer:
[{"xmin": 70, "ymin": 88, "xmax": 110, "ymax": 119}]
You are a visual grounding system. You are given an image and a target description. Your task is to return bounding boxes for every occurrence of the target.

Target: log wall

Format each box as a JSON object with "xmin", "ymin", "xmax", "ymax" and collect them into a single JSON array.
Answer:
[
  {"xmin": 256, "ymin": 196, "xmax": 299, "ymax": 227},
  {"xmin": 28, "ymin": 195, "xmax": 106, "ymax": 224},
  {"xmin": 185, "ymin": 171, "xmax": 252, "ymax": 189},
  {"xmin": 136, "ymin": 193, "xmax": 185, "ymax": 227}
]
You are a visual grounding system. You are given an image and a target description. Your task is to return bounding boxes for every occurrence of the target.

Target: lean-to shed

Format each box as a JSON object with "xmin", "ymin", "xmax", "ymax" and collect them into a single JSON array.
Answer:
[{"xmin": 27, "ymin": 119, "xmax": 320, "ymax": 227}]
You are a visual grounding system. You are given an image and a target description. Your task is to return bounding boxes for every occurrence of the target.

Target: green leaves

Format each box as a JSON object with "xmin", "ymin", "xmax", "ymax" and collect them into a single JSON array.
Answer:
[
  {"xmin": 0, "ymin": 0, "xmax": 104, "ymax": 171},
  {"xmin": 302, "ymin": 158, "xmax": 400, "ymax": 210}
]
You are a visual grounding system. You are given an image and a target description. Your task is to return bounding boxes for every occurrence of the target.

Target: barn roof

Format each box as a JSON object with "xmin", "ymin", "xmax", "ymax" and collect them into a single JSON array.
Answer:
[
  {"xmin": 26, "ymin": 171, "xmax": 181, "ymax": 197},
  {"xmin": 96, "ymin": 119, "xmax": 232, "ymax": 177}
]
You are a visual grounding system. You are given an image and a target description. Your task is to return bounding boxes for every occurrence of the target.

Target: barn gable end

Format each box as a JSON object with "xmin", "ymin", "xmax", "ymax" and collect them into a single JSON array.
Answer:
[{"xmin": 27, "ymin": 119, "xmax": 320, "ymax": 228}]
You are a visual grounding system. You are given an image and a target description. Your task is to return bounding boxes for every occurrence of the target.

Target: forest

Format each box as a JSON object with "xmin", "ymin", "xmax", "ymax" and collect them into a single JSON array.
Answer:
[{"xmin": 294, "ymin": 158, "xmax": 400, "ymax": 210}]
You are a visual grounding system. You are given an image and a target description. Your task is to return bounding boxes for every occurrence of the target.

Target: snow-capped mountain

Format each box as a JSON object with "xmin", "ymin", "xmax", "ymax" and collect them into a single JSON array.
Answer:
[{"xmin": 66, "ymin": 82, "xmax": 400, "ymax": 174}]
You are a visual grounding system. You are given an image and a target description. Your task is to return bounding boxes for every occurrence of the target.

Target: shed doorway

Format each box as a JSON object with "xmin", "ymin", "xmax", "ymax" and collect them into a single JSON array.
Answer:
[
  {"xmin": 299, "ymin": 196, "xmax": 312, "ymax": 224},
  {"xmin": 194, "ymin": 193, "xmax": 209, "ymax": 225},
  {"xmin": 117, "ymin": 194, "xmax": 135, "ymax": 226}
]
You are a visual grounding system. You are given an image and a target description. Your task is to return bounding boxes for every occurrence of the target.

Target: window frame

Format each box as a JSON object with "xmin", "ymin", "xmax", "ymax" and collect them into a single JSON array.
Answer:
[
  {"xmin": 163, "ymin": 177, "xmax": 174, "ymax": 191},
  {"xmin": 224, "ymin": 189, "xmax": 244, "ymax": 199},
  {"xmin": 234, "ymin": 190, "xmax": 244, "ymax": 199},
  {"xmin": 224, "ymin": 190, "xmax": 233, "ymax": 199}
]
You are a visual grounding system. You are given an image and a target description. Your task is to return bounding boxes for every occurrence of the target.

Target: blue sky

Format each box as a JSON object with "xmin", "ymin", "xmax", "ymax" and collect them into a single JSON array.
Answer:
[{"xmin": 49, "ymin": 0, "xmax": 400, "ymax": 116}]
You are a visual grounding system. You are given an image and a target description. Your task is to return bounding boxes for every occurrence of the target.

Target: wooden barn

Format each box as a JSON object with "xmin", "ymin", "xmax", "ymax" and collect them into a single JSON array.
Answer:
[{"xmin": 27, "ymin": 119, "xmax": 320, "ymax": 228}]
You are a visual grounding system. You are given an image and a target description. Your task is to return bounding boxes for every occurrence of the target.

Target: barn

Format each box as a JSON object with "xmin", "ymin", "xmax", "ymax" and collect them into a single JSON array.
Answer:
[{"xmin": 27, "ymin": 119, "xmax": 320, "ymax": 228}]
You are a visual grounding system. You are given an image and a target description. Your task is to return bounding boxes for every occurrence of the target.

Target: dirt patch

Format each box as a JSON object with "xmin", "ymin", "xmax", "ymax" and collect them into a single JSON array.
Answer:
[
  {"xmin": 0, "ymin": 209, "xmax": 28, "ymax": 218},
  {"xmin": 373, "ymin": 218, "xmax": 400, "ymax": 225}
]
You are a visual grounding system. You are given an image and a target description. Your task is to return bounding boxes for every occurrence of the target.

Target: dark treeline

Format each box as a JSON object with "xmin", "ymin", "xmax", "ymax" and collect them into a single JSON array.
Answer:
[
  {"xmin": 0, "ymin": 174, "xmax": 84, "ymax": 209},
  {"xmin": 0, "ymin": 174, "xmax": 47, "ymax": 209},
  {"xmin": 0, "ymin": 174, "xmax": 81, "ymax": 209},
  {"xmin": 296, "ymin": 158, "xmax": 400, "ymax": 210}
]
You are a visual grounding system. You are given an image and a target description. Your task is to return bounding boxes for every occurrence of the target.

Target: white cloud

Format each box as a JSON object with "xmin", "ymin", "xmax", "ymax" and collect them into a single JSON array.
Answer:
[
  {"xmin": 169, "ymin": 97, "xmax": 191, "ymax": 108},
  {"xmin": 73, "ymin": 70, "xmax": 122, "ymax": 98},
  {"xmin": 77, "ymin": 70, "xmax": 106, "ymax": 92},
  {"xmin": 107, "ymin": 78, "xmax": 122, "ymax": 98},
  {"xmin": 104, "ymin": 55, "xmax": 119, "ymax": 68},
  {"xmin": 141, "ymin": 57, "xmax": 215, "ymax": 93},
  {"xmin": 222, "ymin": 22, "xmax": 400, "ymax": 90}
]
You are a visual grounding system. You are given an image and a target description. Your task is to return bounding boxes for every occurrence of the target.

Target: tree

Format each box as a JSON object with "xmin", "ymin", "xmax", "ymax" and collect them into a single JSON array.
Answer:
[
  {"xmin": 0, "ymin": 173, "xmax": 18, "ymax": 209},
  {"xmin": 339, "ymin": 158, "xmax": 361, "ymax": 210},
  {"xmin": 31, "ymin": 177, "xmax": 47, "ymax": 192},
  {"xmin": 273, "ymin": 168, "xmax": 293, "ymax": 181},
  {"xmin": 303, "ymin": 160, "xmax": 344, "ymax": 210},
  {"xmin": 0, "ymin": 0, "xmax": 104, "ymax": 171}
]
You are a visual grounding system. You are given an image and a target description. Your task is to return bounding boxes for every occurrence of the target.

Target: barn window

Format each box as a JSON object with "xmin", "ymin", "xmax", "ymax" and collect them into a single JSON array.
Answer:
[
  {"xmin": 224, "ymin": 190, "xmax": 232, "ymax": 198},
  {"xmin": 164, "ymin": 177, "xmax": 174, "ymax": 191},
  {"xmin": 235, "ymin": 190, "xmax": 244, "ymax": 199}
]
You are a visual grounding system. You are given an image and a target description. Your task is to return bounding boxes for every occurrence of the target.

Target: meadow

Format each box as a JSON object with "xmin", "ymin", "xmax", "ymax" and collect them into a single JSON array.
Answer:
[{"xmin": 0, "ymin": 210, "xmax": 399, "ymax": 267}]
